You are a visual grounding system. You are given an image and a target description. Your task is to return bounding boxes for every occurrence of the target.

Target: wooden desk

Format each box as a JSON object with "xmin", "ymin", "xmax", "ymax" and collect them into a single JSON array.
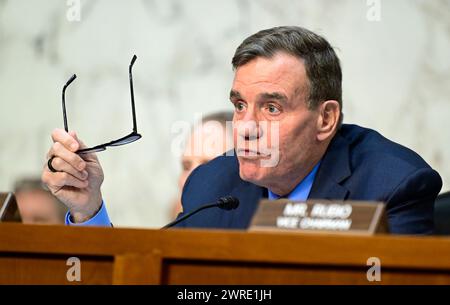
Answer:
[{"xmin": 0, "ymin": 223, "xmax": 449, "ymax": 284}]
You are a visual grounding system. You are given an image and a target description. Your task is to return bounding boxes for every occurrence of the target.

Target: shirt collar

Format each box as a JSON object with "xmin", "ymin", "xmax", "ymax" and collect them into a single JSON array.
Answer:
[{"xmin": 268, "ymin": 161, "xmax": 321, "ymax": 201}]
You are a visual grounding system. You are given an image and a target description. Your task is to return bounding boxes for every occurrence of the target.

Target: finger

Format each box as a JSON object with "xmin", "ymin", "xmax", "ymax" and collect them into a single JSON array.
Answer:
[
  {"xmin": 49, "ymin": 157, "xmax": 88, "ymax": 181},
  {"xmin": 71, "ymin": 132, "xmax": 100, "ymax": 162},
  {"xmin": 69, "ymin": 131, "xmax": 83, "ymax": 146},
  {"xmin": 51, "ymin": 128, "xmax": 79, "ymax": 152},
  {"xmin": 43, "ymin": 171, "xmax": 89, "ymax": 189},
  {"xmin": 49, "ymin": 141, "xmax": 86, "ymax": 171}
]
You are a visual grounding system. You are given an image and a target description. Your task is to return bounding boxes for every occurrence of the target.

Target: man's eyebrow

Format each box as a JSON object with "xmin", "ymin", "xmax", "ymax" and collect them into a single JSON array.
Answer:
[
  {"xmin": 258, "ymin": 92, "xmax": 288, "ymax": 102},
  {"xmin": 230, "ymin": 90, "xmax": 288, "ymax": 102},
  {"xmin": 229, "ymin": 90, "xmax": 242, "ymax": 100}
]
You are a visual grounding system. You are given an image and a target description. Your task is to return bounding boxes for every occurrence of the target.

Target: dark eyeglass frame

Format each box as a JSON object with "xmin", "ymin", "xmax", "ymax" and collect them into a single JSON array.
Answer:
[{"xmin": 62, "ymin": 55, "xmax": 142, "ymax": 154}]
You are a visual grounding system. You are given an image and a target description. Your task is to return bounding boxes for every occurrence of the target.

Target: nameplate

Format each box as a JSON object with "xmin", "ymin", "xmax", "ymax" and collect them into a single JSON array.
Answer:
[{"xmin": 249, "ymin": 199, "xmax": 388, "ymax": 235}]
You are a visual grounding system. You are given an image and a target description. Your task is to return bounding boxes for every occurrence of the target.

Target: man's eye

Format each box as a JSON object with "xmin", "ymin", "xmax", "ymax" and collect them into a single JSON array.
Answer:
[
  {"xmin": 235, "ymin": 102, "xmax": 246, "ymax": 112},
  {"xmin": 267, "ymin": 104, "xmax": 280, "ymax": 114}
]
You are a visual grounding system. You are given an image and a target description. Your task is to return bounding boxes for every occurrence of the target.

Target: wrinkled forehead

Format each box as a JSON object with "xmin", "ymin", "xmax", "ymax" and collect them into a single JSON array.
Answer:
[{"xmin": 231, "ymin": 52, "xmax": 308, "ymax": 99}]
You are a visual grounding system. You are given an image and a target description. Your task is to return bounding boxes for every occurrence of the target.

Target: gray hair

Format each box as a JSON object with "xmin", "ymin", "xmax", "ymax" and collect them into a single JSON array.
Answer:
[{"xmin": 232, "ymin": 26, "xmax": 343, "ymax": 118}]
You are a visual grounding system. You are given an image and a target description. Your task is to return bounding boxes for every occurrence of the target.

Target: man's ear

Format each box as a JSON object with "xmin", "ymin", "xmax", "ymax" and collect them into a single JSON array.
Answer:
[{"xmin": 316, "ymin": 100, "xmax": 340, "ymax": 141}]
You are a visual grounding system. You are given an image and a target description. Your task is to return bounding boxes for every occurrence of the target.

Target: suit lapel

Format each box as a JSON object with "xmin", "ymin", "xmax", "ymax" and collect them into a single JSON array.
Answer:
[{"xmin": 309, "ymin": 131, "xmax": 351, "ymax": 200}]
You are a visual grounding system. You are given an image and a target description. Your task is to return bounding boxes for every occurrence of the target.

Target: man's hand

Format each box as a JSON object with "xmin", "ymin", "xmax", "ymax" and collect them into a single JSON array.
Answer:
[{"xmin": 41, "ymin": 129, "xmax": 104, "ymax": 223}]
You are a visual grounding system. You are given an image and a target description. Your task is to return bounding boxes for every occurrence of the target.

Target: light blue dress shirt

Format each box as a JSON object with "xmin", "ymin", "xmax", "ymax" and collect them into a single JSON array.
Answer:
[
  {"xmin": 268, "ymin": 162, "xmax": 321, "ymax": 201},
  {"xmin": 65, "ymin": 200, "xmax": 111, "ymax": 226},
  {"xmin": 66, "ymin": 162, "xmax": 321, "ymax": 226}
]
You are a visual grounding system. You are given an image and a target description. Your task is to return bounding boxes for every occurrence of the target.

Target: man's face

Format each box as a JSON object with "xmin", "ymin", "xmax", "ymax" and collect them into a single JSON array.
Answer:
[
  {"xmin": 179, "ymin": 122, "xmax": 232, "ymax": 190},
  {"xmin": 16, "ymin": 190, "xmax": 64, "ymax": 224},
  {"xmin": 230, "ymin": 52, "xmax": 321, "ymax": 194}
]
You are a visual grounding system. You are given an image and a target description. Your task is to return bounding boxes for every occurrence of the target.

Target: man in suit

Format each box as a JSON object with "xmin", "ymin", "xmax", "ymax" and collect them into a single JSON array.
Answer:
[
  {"xmin": 179, "ymin": 124, "xmax": 442, "ymax": 234},
  {"xmin": 42, "ymin": 26, "xmax": 442, "ymax": 234}
]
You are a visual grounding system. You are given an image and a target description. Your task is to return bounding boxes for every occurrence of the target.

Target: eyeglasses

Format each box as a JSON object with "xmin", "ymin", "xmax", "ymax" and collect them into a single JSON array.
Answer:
[{"xmin": 62, "ymin": 55, "xmax": 142, "ymax": 154}]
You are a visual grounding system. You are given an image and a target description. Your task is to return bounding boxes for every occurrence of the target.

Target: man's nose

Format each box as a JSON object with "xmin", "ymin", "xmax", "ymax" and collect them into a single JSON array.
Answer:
[{"xmin": 236, "ymin": 112, "xmax": 262, "ymax": 141}]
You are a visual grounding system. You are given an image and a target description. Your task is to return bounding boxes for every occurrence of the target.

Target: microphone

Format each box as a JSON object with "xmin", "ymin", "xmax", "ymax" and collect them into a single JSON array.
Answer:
[{"xmin": 162, "ymin": 196, "xmax": 239, "ymax": 229}]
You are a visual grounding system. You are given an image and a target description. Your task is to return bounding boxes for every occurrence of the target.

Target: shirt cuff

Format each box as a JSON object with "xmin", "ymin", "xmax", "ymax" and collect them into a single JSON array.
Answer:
[{"xmin": 65, "ymin": 201, "xmax": 112, "ymax": 227}]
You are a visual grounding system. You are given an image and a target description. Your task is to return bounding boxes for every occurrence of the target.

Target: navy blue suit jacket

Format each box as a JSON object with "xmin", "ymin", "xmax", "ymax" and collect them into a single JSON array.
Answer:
[{"xmin": 177, "ymin": 124, "xmax": 442, "ymax": 234}]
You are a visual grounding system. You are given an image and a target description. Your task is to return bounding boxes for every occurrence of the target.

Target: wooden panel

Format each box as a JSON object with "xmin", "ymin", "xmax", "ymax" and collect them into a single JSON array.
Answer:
[
  {"xmin": 162, "ymin": 260, "xmax": 450, "ymax": 285},
  {"xmin": 1, "ymin": 223, "xmax": 450, "ymax": 284},
  {"xmin": 0, "ymin": 253, "xmax": 113, "ymax": 284},
  {"xmin": 113, "ymin": 252, "xmax": 162, "ymax": 285}
]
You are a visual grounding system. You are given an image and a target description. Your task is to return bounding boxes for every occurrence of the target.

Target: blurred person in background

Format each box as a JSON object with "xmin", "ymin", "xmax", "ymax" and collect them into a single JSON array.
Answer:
[
  {"xmin": 14, "ymin": 178, "xmax": 67, "ymax": 224},
  {"xmin": 172, "ymin": 111, "xmax": 234, "ymax": 219}
]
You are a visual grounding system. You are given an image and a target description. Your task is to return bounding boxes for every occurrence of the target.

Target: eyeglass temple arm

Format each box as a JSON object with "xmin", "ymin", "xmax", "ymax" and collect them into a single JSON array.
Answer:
[
  {"xmin": 62, "ymin": 74, "xmax": 77, "ymax": 132},
  {"xmin": 129, "ymin": 55, "xmax": 138, "ymax": 133}
]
